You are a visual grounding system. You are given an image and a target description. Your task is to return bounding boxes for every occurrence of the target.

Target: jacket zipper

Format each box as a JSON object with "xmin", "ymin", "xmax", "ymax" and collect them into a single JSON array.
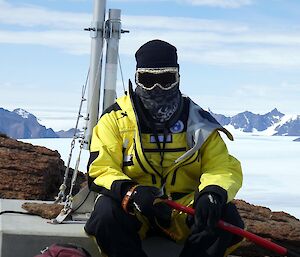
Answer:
[
  {"xmin": 170, "ymin": 150, "xmax": 201, "ymax": 186},
  {"xmin": 129, "ymin": 86, "xmax": 163, "ymax": 183},
  {"xmin": 134, "ymin": 139, "xmax": 157, "ymax": 184}
]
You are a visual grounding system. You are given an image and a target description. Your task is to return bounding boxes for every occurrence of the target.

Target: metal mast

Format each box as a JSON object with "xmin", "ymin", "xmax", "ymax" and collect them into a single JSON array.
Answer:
[
  {"xmin": 83, "ymin": 0, "xmax": 106, "ymax": 150},
  {"xmin": 103, "ymin": 9, "xmax": 121, "ymax": 110},
  {"xmin": 52, "ymin": 0, "xmax": 129, "ymax": 223}
]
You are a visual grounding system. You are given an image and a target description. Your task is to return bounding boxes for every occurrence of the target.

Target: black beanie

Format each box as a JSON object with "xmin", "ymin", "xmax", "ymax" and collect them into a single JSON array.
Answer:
[{"xmin": 135, "ymin": 39, "xmax": 179, "ymax": 69}]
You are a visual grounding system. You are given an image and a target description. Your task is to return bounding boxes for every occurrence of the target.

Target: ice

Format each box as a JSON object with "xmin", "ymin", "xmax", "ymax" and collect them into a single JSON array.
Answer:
[{"xmin": 223, "ymin": 134, "xmax": 300, "ymax": 219}]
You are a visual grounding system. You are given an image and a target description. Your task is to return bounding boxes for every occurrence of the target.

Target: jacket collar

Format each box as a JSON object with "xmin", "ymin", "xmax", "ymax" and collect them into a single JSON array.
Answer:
[{"xmin": 175, "ymin": 99, "xmax": 233, "ymax": 163}]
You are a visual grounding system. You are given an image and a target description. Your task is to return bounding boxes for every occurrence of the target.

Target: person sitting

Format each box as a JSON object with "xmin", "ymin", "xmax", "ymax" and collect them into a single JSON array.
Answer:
[{"xmin": 84, "ymin": 39, "xmax": 244, "ymax": 257}]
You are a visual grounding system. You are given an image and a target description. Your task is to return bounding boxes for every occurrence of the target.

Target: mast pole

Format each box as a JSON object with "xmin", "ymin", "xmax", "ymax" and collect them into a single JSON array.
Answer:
[
  {"xmin": 102, "ymin": 9, "xmax": 121, "ymax": 110},
  {"xmin": 83, "ymin": 0, "xmax": 106, "ymax": 150}
]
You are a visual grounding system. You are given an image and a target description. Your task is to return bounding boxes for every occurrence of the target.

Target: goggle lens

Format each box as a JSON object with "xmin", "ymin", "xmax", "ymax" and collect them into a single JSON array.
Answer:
[
  {"xmin": 138, "ymin": 72, "xmax": 177, "ymax": 89},
  {"xmin": 136, "ymin": 68, "xmax": 179, "ymax": 90}
]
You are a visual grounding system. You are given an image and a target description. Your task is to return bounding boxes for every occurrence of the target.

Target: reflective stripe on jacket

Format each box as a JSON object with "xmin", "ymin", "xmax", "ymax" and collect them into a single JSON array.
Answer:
[{"xmin": 88, "ymin": 89, "xmax": 242, "ymax": 203}]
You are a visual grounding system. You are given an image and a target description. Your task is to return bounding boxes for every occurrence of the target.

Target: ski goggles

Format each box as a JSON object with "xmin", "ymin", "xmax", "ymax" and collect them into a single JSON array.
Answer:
[{"xmin": 135, "ymin": 67, "xmax": 179, "ymax": 91}]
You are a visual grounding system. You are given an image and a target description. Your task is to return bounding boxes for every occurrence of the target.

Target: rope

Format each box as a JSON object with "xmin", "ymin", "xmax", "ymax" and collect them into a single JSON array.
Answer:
[
  {"xmin": 118, "ymin": 53, "xmax": 126, "ymax": 94},
  {"xmin": 0, "ymin": 210, "xmax": 39, "ymax": 216},
  {"xmin": 62, "ymin": 44, "xmax": 104, "ymax": 211},
  {"xmin": 54, "ymin": 69, "xmax": 90, "ymax": 204},
  {"xmin": 55, "ymin": 41, "xmax": 104, "ymax": 206}
]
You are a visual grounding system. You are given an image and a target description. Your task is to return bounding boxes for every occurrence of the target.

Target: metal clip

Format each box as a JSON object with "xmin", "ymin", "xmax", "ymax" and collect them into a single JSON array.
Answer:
[{"xmin": 84, "ymin": 21, "xmax": 101, "ymax": 38}]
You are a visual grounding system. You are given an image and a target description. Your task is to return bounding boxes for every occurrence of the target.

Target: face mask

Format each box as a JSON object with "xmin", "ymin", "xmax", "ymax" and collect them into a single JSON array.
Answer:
[{"xmin": 135, "ymin": 82, "xmax": 181, "ymax": 123}]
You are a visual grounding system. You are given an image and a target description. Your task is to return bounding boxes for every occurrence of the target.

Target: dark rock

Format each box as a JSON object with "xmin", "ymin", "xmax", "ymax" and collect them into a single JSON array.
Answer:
[
  {"xmin": 0, "ymin": 134, "xmax": 86, "ymax": 200},
  {"xmin": 0, "ymin": 132, "xmax": 8, "ymax": 138},
  {"xmin": 233, "ymin": 199, "xmax": 300, "ymax": 256}
]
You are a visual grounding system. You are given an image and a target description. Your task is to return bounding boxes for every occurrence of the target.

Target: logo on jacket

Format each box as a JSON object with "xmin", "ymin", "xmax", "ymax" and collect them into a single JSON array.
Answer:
[{"xmin": 170, "ymin": 120, "xmax": 184, "ymax": 133}]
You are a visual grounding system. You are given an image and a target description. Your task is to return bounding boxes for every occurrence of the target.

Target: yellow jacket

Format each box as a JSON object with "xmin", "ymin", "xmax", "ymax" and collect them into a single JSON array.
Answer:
[{"xmin": 88, "ymin": 88, "xmax": 242, "ymax": 203}]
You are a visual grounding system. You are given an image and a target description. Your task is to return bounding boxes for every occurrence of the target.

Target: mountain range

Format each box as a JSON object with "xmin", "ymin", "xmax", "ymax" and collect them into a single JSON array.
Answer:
[
  {"xmin": 209, "ymin": 108, "xmax": 300, "ymax": 138},
  {"xmin": 0, "ymin": 108, "xmax": 78, "ymax": 139},
  {"xmin": 0, "ymin": 107, "xmax": 299, "ymax": 140}
]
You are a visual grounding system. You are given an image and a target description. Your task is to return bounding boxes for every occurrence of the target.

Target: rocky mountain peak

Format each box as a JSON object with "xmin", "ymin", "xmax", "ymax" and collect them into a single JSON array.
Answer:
[
  {"xmin": 13, "ymin": 108, "xmax": 32, "ymax": 119},
  {"xmin": 0, "ymin": 107, "xmax": 82, "ymax": 139},
  {"xmin": 209, "ymin": 108, "xmax": 300, "ymax": 136},
  {"xmin": 0, "ymin": 107, "xmax": 57, "ymax": 139},
  {"xmin": 268, "ymin": 108, "xmax": 284, "ymax": 118}
]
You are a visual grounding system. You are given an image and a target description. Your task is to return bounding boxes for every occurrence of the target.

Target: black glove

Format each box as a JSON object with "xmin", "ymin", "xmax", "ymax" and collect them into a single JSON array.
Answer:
[
  {"xmin": 182, "ymin": 187, "xmax": 227, "ymax": 256},
  {"xmin": 131, "ymin": 185, "xmax": 172, "ymax": 228},
  {"xmin": 193, "ymin": 192, "xmax": 225, "ymax": 233}
]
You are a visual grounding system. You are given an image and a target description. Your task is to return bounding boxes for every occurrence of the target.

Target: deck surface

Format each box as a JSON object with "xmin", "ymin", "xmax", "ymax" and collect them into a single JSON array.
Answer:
[{"xmin": 0, "ymin": 199, "xmax": 184, "ymax": 257}]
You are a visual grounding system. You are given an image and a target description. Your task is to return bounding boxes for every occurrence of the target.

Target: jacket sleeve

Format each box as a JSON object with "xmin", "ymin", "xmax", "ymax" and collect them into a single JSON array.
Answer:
[
  {"xmin": 87, "ymin": 113, "xmax": 134, "ymax": 200},
  {"xmin": 198, "ymin": 130, "xmax": 243, "ymax": 203}
]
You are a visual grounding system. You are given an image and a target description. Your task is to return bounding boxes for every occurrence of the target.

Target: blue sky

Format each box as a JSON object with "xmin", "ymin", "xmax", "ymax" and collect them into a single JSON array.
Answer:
[{"xmin": 1, "ymin": 0, "xmax": 300, "ymax": 130}]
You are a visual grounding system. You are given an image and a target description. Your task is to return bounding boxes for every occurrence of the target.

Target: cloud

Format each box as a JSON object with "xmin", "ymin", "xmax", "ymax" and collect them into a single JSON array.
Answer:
[
  {"xmin": 180, "ymin": 0, "xmax": 253, "ymax": 8},
  {"xmin": 183, "ymin": 47, "xmax": 300, "ymax": 67},
  {"xmin": 111, "ymin": 0, "xmax": 165, "ymax": 1},
  {"xmin": 120, "ymin": 29, "xmax": 300, "ymax": 67},
  {"xmin": 111, "ymin": 0, "xmax": 253, "ymax": 8},
  {"xmin": 123, "ymin": 15, "xmax": 248, "ymax": 33},
  {"xmin": 1, "ymin": 1, "xmax": 300, "ymax": 68},
  {"xmin": 191, "ymin": 91, "xmax": 300, "ymax": 116},
  {"xmin": 0, "ymin": 1, "xmax": 89, "ymax": 29},
  {"xmin": 0, "ymin": 30, "xmax": 90, "ymax": 54},
  {"xmin": 194, "ymin": 81, "xmax": 300, "ymax": 115},
  {"xmin": 235, "ymin": 82, "xmax": 300, "ymax": 98},
  {"xmin": 0, "ymin": 79, "xmax": 83, "ymax": 113}
]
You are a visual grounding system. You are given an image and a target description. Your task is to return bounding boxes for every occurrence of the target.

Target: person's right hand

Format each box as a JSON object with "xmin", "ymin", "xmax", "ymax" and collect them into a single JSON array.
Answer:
[
  {"xmin": 130, "ymin": 185, "xmax": 172, "ymax": 227},
  {"xmin": 130, "ymin": 185, "xmax": 163, "ymax": 215}
]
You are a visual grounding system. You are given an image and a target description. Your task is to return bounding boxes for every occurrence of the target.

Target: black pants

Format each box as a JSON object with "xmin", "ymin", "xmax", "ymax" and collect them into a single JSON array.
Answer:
[{"xmin": 84, "ymin": 196, "xmax": 244, "ymax": 257}]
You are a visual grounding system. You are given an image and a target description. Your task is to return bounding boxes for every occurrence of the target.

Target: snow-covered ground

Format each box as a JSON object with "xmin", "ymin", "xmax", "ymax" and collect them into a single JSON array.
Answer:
[
  {"xmin": 21, "ymin": 134, "xmax": 300, "ymax": 219},
  {"xmin": 222, "ymin": 134, "xmax": 300, "ymax": 219}
]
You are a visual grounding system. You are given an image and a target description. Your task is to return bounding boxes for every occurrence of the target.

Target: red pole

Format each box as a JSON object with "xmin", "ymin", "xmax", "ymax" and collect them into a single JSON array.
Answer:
[{"xmin": 164, "ymin": 199, "xmax": 300, "ymax": 257}]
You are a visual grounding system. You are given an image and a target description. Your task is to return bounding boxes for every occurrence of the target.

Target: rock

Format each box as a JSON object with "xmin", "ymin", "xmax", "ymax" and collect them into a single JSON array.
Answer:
[
  {"xmin": 0, "ymin": 134, "xmax": 86, "ymax": 200},
  {"xmin": 22, "ymin": 202, "xmax": 64, "ymax": 219},
  {"xmin": 233, "ymin": 199, "xmax": 300, "ymax": 256}
]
